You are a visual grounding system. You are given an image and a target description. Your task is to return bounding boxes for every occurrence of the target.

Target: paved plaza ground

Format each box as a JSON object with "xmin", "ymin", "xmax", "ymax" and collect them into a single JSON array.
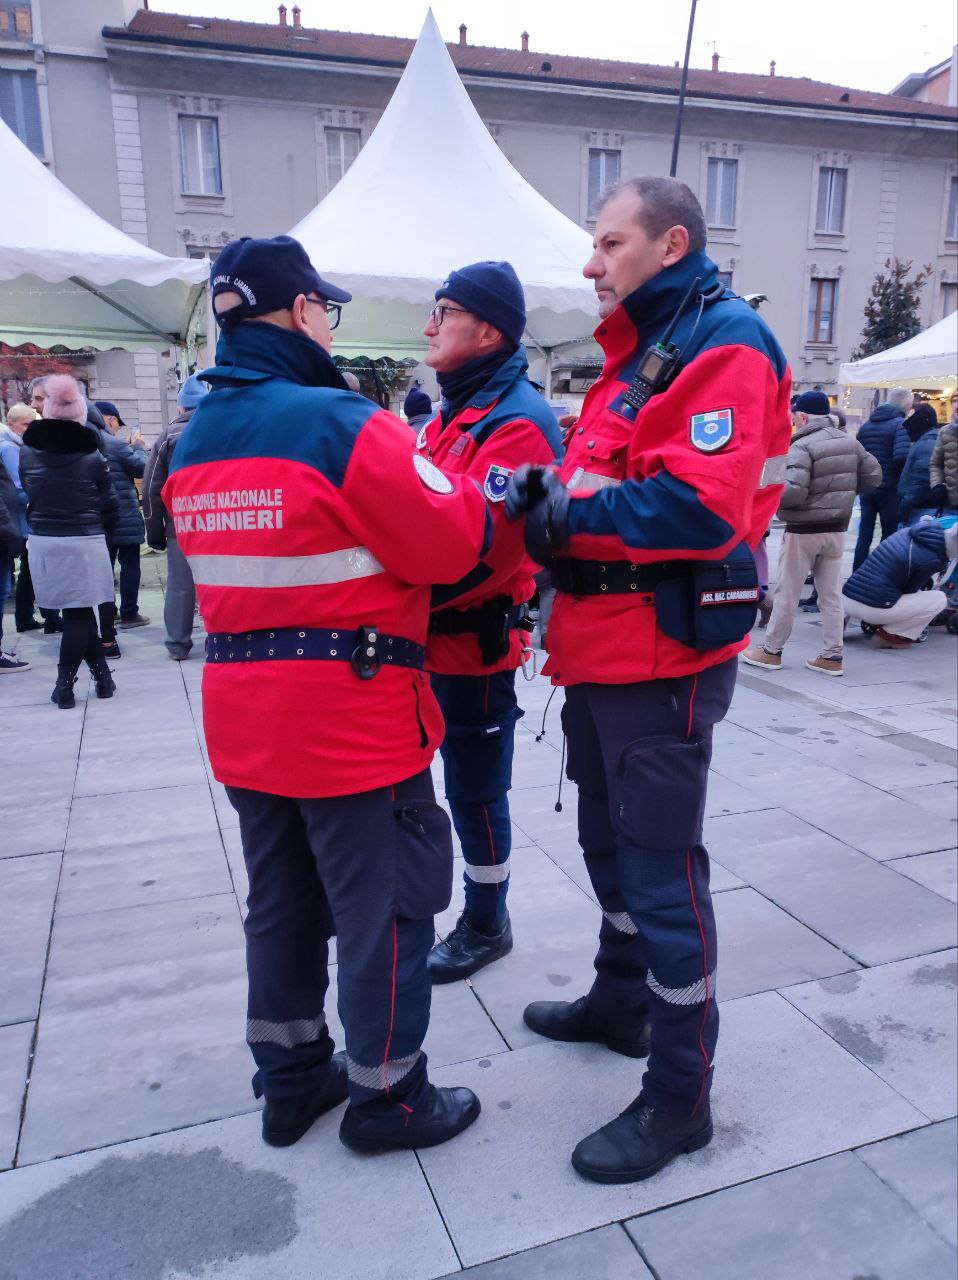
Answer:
[{"xmin": 0, "ymin": 536, "xmax": 956, "ymax": 1280}]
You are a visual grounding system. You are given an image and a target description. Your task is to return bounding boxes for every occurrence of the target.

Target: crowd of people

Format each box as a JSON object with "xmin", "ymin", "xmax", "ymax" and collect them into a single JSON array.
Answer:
[{"xmin": 0, "ymin": 178, "xmax": 955, "ymax": 1188}]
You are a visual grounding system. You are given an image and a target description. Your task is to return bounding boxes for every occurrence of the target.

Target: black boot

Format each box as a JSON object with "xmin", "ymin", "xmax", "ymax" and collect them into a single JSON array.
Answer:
[
  {"xmin": 51, "ymin": 665, "xmax": 78, "ymax": 709},
  {"xmin": 523, "ymin": 995, "xmax": 651, "ymax": 1059},
  {"xmin": 339, "ymin": 1084, "xmax": 480, "ymax": 1154},
  {"xmin": 261, "ymin": 1053, "xmax": 349, "ymax": 1148},
  {"xmin": 571, "ymin": 1096, "xmax": 712, "ymax": 1184},
  {"xmin": 87, "ymin": 654, "xmax": 116, "ymax": 699},
  {"xmin": 427, "ymin": 912, "xmax": 513, "ymax": 983}
]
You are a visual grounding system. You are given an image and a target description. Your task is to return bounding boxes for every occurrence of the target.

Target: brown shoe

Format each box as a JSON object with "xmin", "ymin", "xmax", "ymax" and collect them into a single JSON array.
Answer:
[
  {"xmin": 805, "ymin": 655, "xmax": 843, "ymax": 677},
  {"xmin": 741, "ymin": 646, "xmax": 782, "ymax": 671},
  {"xmin": 873, "ymin": 628, "xmax": 913, "ymax": 649}
]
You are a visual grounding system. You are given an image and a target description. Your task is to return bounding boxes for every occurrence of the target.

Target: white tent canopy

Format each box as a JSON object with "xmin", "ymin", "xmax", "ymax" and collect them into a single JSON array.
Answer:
[
  {"xmin": 0, "ymin": 118, "xmax": 207, "ymax": 353},
  {"xmin": 839, "ymin": 314, "xmax": 958, "ymax": 391},
  {"xmin": 289, "ymin": 10, "xmax": 599, "ymax": 360}
]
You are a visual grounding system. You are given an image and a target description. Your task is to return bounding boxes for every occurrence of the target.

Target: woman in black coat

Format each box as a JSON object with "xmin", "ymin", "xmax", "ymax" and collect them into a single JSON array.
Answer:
[{"xmin": 19, "ymin": 376, "xmax": 120, "ymax": 708}]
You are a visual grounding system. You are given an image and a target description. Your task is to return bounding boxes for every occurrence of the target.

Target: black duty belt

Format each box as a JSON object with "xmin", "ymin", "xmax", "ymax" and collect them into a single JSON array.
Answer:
[
  {"xmin": 205, "ymin": 625, "xmax": 425, "ymax": 680},
  {"xmin": 428, "ymin": 602, "xmax": 523, "ymax": 636},
  {"xmin": 550, "ymin": 558, "xmax": 675, "ymax": 596}
]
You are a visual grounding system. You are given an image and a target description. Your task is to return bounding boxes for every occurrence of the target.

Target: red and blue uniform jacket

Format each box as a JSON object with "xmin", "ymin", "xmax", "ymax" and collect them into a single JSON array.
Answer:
[
  {"xmin": 417, "ymin": 347, "xmax": 563, "ymax": 674},
  {"xmin": 163, "ymin": 322, "xmax": 489, "ymax": 798},
  {"xmin": 546, "ymin": 251, "xmax": 792, "ymax": 686}
]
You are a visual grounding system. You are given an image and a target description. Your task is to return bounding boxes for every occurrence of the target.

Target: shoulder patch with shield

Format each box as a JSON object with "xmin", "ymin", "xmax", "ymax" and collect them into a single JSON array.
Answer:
[
  {"xmin": 690, "ymin": 408, "xmax": 734, "ymax": 453},
  {"xmin": 483, "ymin": 464, "xmax": 514, "ymax": 503}
]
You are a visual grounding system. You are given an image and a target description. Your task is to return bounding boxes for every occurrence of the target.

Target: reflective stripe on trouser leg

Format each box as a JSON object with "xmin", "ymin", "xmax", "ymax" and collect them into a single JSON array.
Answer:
[
  {"xmin": 561, "ymin": 685, "xmax": 649, "ymax": 1021},
  {"xmin": 448, "ymin": 795, "xmax": 512, "ymax": 926},
  {"xmin": 226, "ymin": 786, "xmax": 337, "ymax": 1103}
]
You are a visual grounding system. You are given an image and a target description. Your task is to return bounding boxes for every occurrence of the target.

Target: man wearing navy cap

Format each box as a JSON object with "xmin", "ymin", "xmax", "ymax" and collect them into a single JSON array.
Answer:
[
  {"xmin": 163, "ymin": 235, "xmax": 491, "ymax": 1155},
  {"xmin": 418, "ymin": 262, "xmax": 563, "ymax": 982},
  {"xmin": 743, "ymin": 388, "xmax": 880, "ymax": 676}
]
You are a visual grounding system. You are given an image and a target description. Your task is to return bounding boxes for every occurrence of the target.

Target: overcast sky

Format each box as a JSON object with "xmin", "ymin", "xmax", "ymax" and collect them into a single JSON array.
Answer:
[{"xmin": 149, "ymin": 0, "xmax": 957, "ymax": 94}]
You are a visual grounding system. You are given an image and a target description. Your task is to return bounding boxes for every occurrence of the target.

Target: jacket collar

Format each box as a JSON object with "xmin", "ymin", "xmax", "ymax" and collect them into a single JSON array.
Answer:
[
  {"xmin": 201, "ymin": 321, "xmax": 348, "ymax": 391},
  {"xmin": 594, "ymin": 251, "xmax": 722, "ymax": 363},
  {"xmin": 451, "ymin": 346, "xmax": 531, "ymax": 421},
  {"xmin": 791, "ymin": 414, "xmax": 835, "ymax": 441}
]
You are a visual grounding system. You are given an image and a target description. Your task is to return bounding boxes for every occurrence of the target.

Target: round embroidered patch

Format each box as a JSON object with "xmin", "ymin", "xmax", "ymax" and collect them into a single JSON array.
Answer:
[{"xmin": 413, "ymin": 452, "xmax": 454, "ymax": 494}]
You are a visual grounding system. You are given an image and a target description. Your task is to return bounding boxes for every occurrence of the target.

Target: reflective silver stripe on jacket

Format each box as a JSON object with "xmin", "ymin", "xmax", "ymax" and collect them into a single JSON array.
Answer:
[
  {"xmin": 647, "ymin": 968, "xmax": 716, "ymax": 1006},
  {"xmin": 186, "ymin": 546, "xmax": 384, "ymax": 589},
  {"xmin": 603, "ymin": 909, "xmax": 638, "ymax": 936},
  {"xmin": 347, "ymin": 1050, "xmax": 421, "ymax": 1092},
  {"xmin": 465, "ymin": 857, "xmax": 511, "ymax": 884},
  {"xmin": 759, "ymin": 455, "xmax": 787, "ymax": 487},
  {"xmin": 247, "ymin": 1014, "xmax": 326, "ymax": 1049},
  {"xmin": 567, "ymin": 467, "xmax": 622, "ymax": 493}
]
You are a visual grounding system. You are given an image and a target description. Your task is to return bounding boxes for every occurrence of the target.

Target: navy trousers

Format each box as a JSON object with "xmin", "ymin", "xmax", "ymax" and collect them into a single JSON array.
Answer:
[
  {"xmin": 853, "ymin": 489, "xmax": 899, "ymax": 570},
  {"xmin": 430, "ymin": 671, "xmax": 522, "ymax": 929},
  {"xmin": 108, "ymin": 542, "xmax": 142, "ymax": 620},
  {"xmin": 226, "ymin": 769, "xmax": 454, "ymax": 1110},
  {"xmin": 562, "ymin": 658, "xmax": 737, "ymax": 1117}
]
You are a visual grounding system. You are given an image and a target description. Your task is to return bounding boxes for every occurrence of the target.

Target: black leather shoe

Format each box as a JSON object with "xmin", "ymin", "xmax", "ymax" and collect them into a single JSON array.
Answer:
[
  {"xmin": 43, "ymin": 618, "xmax": 64, "ymax": 634},
  {"xmin": 571, "ymin": 1096, "xmax": 712, "ymax": 1184},
  {"xmin": 261, "ymin": 1053, "xmax": 348, "ymax": 1147},
  {"xmin": 523, "ymin": 995, "xmax": 650, "ymax": 1058},
  {"xmin": 101, "ymin": 640, "xmax": 121, "ymax": 659},
  {"xmin": 16, "ymin": 619, "xmax": 43, "ymax": 632},
  {"xmin": 339, "ymin": 1084, "xmax": 480, "ymax": 1154},
  {"xmin": 427, "ymin": 913, "xmax": 513, "ymax": 984}
]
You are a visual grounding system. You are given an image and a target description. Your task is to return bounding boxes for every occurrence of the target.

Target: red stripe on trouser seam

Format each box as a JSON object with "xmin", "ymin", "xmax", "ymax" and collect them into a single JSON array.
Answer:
[
  {"xmin": 481, "ymin": 804, "xmax": 501, "ymax": 897},
  {"xmin": 382, "ymin": 918, "xmax": 399, "ymax": 1095},
  {"xmin": 687, "ymin": 672, "xmax": 698, "ymax": 739},
  {"xmin": 686, "ymin": 848, "xmax": 712, "ymax": 1116}
]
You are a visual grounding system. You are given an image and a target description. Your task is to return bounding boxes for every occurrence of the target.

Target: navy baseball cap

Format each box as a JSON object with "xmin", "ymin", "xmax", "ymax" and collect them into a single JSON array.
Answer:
[
  {"xmin": 94, "ymin": 400, "xmax": 124, "ymax": 426},
  {"xmin": 210, "ymin": 235, "xmax": 352, "ymax": 328}
]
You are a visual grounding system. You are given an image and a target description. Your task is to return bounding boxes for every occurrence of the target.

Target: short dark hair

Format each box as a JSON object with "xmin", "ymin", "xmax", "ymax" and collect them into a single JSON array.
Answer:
[{"xmin": 596, "ymin": 176, "xmax": 707, "ymax": 254}]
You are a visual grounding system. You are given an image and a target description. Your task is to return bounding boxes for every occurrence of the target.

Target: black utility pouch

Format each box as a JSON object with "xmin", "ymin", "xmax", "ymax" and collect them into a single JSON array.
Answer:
[
  {"xmin": 654, "ymin": 542, "xmax": 759, "ymax": 650},
  {"xmin": 476, "ymin": 595, "xmax": 514, "ymax": 666}
]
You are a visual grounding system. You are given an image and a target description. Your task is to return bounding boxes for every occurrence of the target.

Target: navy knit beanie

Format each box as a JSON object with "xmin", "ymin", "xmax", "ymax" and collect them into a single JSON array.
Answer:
[
  {"xmin": 435, "ymin": 261, "xmax": 526, "ymax": 348},
  {"xmin": 794, "ymin": 390, "xmax": 831, "ymax": 416},
  {"xmin": 404, "ymin": 386, "xmax": 432, "ymax": 418}
]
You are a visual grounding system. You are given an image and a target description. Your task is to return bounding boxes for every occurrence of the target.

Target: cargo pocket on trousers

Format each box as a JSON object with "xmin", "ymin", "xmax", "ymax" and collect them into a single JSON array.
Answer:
[
  {"xmin": 612, "ymin": 735, "xmax": 709, "ymax": 851},
  {"xmin": 394, "ymin": 800, "xmax": 455, "ymax": 919}
]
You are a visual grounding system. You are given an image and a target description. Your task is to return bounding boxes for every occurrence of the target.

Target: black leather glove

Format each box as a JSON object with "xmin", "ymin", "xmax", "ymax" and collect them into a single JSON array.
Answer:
[
  {"xmin": 505, "ymin": 464, "xmax": 550, "ymax": 521},
  {"xmin": 930, "ymin": 484, "xmax": 949, "ymax": 511},
  {"xmin": 524, "ymin": 470, "xmax": 571, "ymax": 563},
  {"xmin": 147, "ymin": 539, "xmax": 167, "ymax": 553}
]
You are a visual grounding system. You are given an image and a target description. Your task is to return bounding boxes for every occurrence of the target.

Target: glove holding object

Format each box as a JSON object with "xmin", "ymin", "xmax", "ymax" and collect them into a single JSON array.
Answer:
[
  {"xmin": 505, "ymin": 464, "xmax": 550, "ymax": 521},
  {"xmin": 523, "ymin": 470, "xmax": 571, "ymax": 563}
]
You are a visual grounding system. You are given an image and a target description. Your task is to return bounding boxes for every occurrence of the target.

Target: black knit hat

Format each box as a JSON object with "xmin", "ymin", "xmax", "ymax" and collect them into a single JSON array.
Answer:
[
  {"xmin": 436, "ymin": 261, "xmax": 526, "ymax": 348},
  {"xmin": 794, "ymin": 390, "xmax": 831, "ymax": 416}
]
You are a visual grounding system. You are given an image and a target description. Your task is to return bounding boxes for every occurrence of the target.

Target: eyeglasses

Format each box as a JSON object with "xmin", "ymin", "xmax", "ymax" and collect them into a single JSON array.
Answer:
[
  {"xmin": 304, "ymin": 296, "xmax": 342, "ymax": 330},
  {"xmin": 428, "ymin": 304, "xmax": 470, "ymax": 327}
]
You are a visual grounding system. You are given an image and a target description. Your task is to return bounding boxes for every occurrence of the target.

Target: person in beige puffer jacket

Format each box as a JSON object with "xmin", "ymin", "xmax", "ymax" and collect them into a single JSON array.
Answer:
[{"xmin": 743, "ymin": 389, "xmax": 881, "ymax": 678}]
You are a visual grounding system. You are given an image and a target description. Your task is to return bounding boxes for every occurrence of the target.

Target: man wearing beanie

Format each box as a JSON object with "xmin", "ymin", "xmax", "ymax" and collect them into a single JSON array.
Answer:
[
  {"xmin": 419, "ymin": 260, "xmax": 563, "ymax": 983},
  {"xmin": 743, "ymin": 388, "xmax": 880, "ymax": 676},
  {"xmin": 142, "ymin": 374, "xmax": 210, "ymax": 660},
  {"xmin": 404, "ymin": 386, "xmax": 433, "ymax": 432}
]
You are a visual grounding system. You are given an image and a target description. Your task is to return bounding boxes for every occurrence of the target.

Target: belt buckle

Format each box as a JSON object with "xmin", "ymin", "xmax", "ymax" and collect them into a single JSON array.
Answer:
[{"xmin": 351, "ymin": 624, "xmax": 382, "ymax": 680}]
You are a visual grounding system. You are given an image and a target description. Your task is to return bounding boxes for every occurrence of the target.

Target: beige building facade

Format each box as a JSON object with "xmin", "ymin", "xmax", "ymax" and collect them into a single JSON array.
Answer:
[{"xmin": 2, "ymin": 2, "xmax": 956, "ymax": 431}]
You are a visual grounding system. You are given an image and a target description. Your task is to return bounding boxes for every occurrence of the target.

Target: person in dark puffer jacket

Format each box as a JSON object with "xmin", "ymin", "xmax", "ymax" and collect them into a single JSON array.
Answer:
[
  {"xmin": 843, "ymin": 516, "xmax": 957, "ymax": 648},
  {"xmin": 897, "ymin": 403, "xmax": 942, "ymax": 526},
  {"xmin": 853, "ymin": 394, "xmax": 909, "ymax": 569}
]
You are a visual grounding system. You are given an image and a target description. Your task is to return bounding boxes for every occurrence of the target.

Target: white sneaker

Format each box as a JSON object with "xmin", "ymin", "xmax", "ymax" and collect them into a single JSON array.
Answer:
[{"xmin": 0, "ymin": 651, "xmax": 30, "ymax": 673}]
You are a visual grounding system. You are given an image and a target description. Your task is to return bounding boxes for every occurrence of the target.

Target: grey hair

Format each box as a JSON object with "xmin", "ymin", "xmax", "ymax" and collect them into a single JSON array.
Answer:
[
  {"xmin": 888, "ymin": 387, "xmax": 914, "ymax": 411},
  {"xmin": 28, "ymin": 375, "xmax": 50, "ymax": 395},
  {"xmin": 595, "ymin": 176, "xmax": 707, "ymax": 254}
]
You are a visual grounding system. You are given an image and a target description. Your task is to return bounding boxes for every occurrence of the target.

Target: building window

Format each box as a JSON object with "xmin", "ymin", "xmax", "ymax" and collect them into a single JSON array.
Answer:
[
  {"xmin": 815, "ymin": 166, "xmax": 847, "ymax": 234},
  {"xmin": 706, "ymin": 158, "xmax": 738, "ymax": 228},
  {"xmin": 942, "ymin": 283, "xmax": 958, "ymax": 319},
  {"xmin": 946, "ymin": 177, "xmax": 958, "ymax": 242},
  {"xmin": 0, "ymin": 68, "xmax": 41, "ymax": 153},
  {"xmin": 0, "ymin": 2, "xmax": 32, "ymax": 41},
  {"xmin": 325, "ymin": 127, "xmax": 361, "ymax": 189},
  {"xmin": 807, "ymin": 278, "xmax": 837, "ymax": 344},
  {"xmin": 178, "ymin": 115, "xmax": 222, "ymax": 196},
  {"xmin": 588, "ymin": 148, "xmax": 621, "ymax": 217}
]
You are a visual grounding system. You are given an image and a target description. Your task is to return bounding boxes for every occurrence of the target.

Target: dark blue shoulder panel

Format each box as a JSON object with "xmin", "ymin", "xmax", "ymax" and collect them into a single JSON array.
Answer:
[
  {"xmin": 169, "ymin": 382, "xmax": 378, "ymax": 489},
  {"xmin": 689, "ymin": 300, "xmax": 788, "ymax": 381},
  {"xmin": 470, "ymin": 381, "xmax": 564, "ymax": 459}
]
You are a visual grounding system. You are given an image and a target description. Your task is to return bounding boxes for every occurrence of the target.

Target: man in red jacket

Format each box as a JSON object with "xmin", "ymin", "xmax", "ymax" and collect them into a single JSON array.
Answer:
[
  {"xmin": 164, "ymin": 236, "xmax": 490, "ymax": 1156},
  {"xmin": 416, "ymin": 262, "xmax": 563, "ymax": 982},
  {"xmin": 507, "ymin": 178, "xmax": 791, "ymax": 1183}
]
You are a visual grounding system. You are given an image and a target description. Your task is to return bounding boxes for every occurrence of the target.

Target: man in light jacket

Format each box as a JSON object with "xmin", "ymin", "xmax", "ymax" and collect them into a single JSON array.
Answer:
[{"xmin": 743, "ymin": 390, "xmax": 881, "ymax": 677}]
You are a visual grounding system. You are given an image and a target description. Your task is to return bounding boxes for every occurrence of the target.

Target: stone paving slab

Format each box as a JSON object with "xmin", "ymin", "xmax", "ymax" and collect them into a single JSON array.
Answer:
[
  {"xmin": 705, "ymin": 807, "xmax": 958, "ymax": 964},
  {"xmin": 893, "ymin": 779, "xmax": 958, "ymax": 820},
  {"xmin": 857, "ymin": 1119, "xmax": 958, "ymax": 1249},
  {"xmin": 73, "ymin": 726, "xmax": 207, "ymax": 798},
  {"xmin": 625, "ymin": 1152, "xmax": 957, "ymax": 1280},
  {"xmin": 418, "ymin": 992, "xmax": 926, "ymax": 1267},
  {"xmin": 887, "ymin": 849, "xmax": 958, "ymax": 903},
  {"xmin": 782, "ymin": 950, "xmax": 958, "ymax": 1122},
  {"xmin": 0, "ymin": 852, "xmax": 60, "ymax": 1026},
  {"xmin": 440, "ymin": 1225, "xmax": 651, "ymax": 1279},
  {"xmin": 1, "ymin": 800, "xmax": 71, "ymax": 860},
  {"xmin": 0, "ymin": 1109, "xmax": 459, "ymax": 1280},
  {"xmin": 0, "ymin": 1023, "xmax": 32, "ymax": 1171}
]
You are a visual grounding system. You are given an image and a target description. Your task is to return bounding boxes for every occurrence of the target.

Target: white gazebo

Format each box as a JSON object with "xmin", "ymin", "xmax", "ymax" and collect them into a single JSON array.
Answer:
[
  {"xmin": 839, "ymin": 314, "xmax": 958, "ymax": 393},
  {"xmin": 0, "ymin": 117, "xmax": 207, "ymax": 354},
  {"xmin": 289, "ymin": 10, "xmax": 599, "ymax": 370}
]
